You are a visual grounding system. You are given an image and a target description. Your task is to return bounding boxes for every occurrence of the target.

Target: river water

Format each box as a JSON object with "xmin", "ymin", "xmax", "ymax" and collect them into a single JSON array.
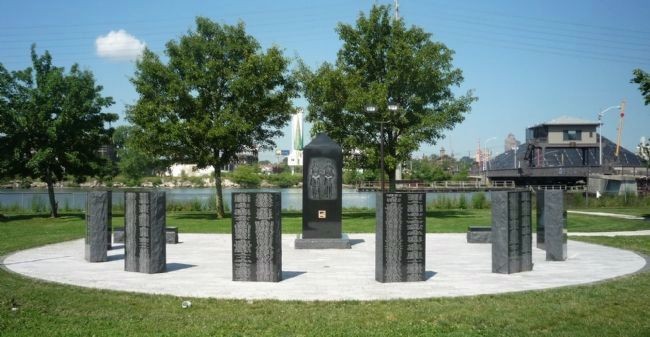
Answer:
[{"xmin": 0, "ymin": 188, "xmax": 484, "ymax": 211}]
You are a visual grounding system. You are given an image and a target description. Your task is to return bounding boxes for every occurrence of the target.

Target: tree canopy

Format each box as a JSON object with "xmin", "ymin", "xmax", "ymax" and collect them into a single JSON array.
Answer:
[
  {"xmin": 128, "ymin": 17, "xmax": 297, "ymax": 217},
  {"xmin": 631, "ymin": 69, "xmax": 650, "ymax": 105},
  {"xmin": 298, "ymin": 5, "xmax": 476, "ymax": 190},
  {"xmin": 0, "ymin": 45, "xmax": 117, "ymax": 217}
]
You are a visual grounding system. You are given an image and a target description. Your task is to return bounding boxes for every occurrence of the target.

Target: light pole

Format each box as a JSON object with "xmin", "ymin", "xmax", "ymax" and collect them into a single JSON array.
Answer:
[
  {"xmin": 482, "ymin": 137, "xmax": 496, "ymax": 185},
  {"xmin": 366, "ymin": 105, "xmax": 383, "ymax": 193},
  {"xmin": 484, "ymin": 137, "xmax": 496, "ymax": 171},
  {"xmin": 597, "ymin": 105, "xmax": 622, "ymax": 167},
  {"xmin": 366, "ymin": 102, "xmax": 399, "ymax": 193}
]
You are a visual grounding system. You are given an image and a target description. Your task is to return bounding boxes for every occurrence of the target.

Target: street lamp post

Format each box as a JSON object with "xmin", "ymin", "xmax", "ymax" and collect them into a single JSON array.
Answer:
[
  {"xmin": 365, "ymin": 105, "xmax": 384, "ymax": 193},
  {"xmin": 366, "ymin": 102, "xmax": 399, "ymax": 193},
  {"xmin": 484, "ymin": 137, "xmax": 496, "ymax": 185},
  {"xmin": 597, "ymin": 105, "xmax": 622, "ymax": 167}
]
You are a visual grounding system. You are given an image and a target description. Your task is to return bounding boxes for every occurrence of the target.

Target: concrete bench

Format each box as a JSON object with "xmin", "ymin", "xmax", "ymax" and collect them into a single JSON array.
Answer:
[
  {"xmin": 113, "ymin": 227, "xmax": 179, "ymax": 244},
  {"xmin": 467, "ymin": 226, "xmax": 492, "ymax": 243}
]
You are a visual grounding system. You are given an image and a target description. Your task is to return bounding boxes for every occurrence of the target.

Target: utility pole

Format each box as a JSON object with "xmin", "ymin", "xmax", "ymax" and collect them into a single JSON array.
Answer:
[{"xmin": 615, "ymin": 100, "xmax": 626, "ymax": 158}]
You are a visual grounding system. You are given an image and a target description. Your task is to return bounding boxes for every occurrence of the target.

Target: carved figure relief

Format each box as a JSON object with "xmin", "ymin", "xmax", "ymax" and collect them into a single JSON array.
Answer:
[{"xmin": 307, "ymin": 157, "xmax": 337, "ymax": 200}]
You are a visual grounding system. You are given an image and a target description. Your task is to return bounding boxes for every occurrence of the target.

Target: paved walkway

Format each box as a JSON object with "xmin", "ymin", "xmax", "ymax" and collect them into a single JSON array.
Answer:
[
  {"xmin": 568, "ymin": 210, "xmax": 646, "ymax": 220},
  {"xmin": 3, "ymin": 233, "xmax": 646, "ymax": 301},
  {"xmin": 569, "ymin": 230, "xmax": 650, "ymax": 237}
]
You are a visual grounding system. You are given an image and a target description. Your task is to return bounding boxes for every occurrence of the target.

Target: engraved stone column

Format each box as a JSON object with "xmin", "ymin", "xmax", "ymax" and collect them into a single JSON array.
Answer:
[
  {"xmin": 536, "ymin": 190, "xmax": 567, "ymax": 261},
  {"xmin": 124, "ymin": 190, "xmax": 166, "ymax": 274},
  {"xmin": 296, "ymin": 133, "xmax": 350, "ymax": 249},
  {"xmin": 375, "ymin": 192, "xmax": 426, "ymax": 283},
  {"xmin": 85, "ymin": 191, "xmax": 111, "ymax": 262},
  {"xmin": 491, "ymin": 190, "xmax": 533, "ymax": 274},
  {"xmin": 232, "ymin": 192, "xmax": 282, "ymax": 282}
]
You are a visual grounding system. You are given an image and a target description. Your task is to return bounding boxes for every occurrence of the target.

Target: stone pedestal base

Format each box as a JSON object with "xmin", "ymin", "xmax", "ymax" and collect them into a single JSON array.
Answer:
[
  {"xmin": 467, "ymin": 226, "xmax": 492, "ymax": 243},
  {"xmin": 295, "ymin": 234, "xmax": 351, "ymax": 249}
]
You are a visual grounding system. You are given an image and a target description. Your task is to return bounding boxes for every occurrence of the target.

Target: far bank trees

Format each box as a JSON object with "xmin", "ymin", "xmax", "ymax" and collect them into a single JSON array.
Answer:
[{"xmin": 128, "ymin": 17, "xmax": 297, "ymax": 218}]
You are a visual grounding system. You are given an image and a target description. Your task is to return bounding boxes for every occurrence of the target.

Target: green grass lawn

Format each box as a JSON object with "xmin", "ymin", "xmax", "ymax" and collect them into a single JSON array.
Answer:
[{"xmin": 1, "ymin": 211, "xmax": 650, "ymax": 336}]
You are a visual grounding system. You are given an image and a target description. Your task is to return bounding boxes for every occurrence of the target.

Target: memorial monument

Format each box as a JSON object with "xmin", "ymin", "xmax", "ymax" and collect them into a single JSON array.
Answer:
[
  {"xmin": 536, "ymin": 190, "xmax": 567, "ymax": 261},
  {"xmin": 375, "ymin": 192, "xmax": 426, "ymax": 282},
  {"xmin": 85, "ymin": 190, "xmax": 111, "ymax": 262},
  {"xmin": 295, "ymin": 133, "xmax": 350, "ymax": 249},
  {"xmin": 491, "ymin": 190, "xmax": 533, "ymax": 274},
  {"xmin": 231, "ymin": 192, "xmax": 282, "ymax": 282},
  {"xmin": 124, "ymin": 190, "xmax": 167, "ymax": 274}
]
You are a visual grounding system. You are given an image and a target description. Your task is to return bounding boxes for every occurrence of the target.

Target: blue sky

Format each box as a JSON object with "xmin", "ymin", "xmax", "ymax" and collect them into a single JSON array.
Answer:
[{"xmin": 2, "ymin": 0, "xmax": 649, "ymax": 162}]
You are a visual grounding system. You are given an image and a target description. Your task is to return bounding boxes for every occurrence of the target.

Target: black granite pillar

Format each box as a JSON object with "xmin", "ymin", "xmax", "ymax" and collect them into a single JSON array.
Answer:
[
  {"xmin": 491, "ymin": 190, "xmax": 533, "ymax": 274},
  {"xmin": 296, "ymin": 133, "xmax": 350, "ymax": 249},
  {"xmin": 124, "ymin": 190, "xmax": 166, "ymax": 274},
  {"xmin": 85, "ymin": 191, "xmax": 111, "ymax": 262},
  {"xmin": 375, "ymin": 192, "xmax": 426, "ymax": 282},
  {"xmin": 536, "ymin": 190, "xmax": 567, "ymax": 261},
  {"xmin": 232, "ymin": 192, "xmax": 282, "ymax": 282}
]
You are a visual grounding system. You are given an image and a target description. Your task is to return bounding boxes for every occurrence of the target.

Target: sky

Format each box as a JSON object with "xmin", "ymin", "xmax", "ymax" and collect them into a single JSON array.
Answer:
[{"xmin": 1, "ymin": 0, "xmax": 649, "ymax": 162}]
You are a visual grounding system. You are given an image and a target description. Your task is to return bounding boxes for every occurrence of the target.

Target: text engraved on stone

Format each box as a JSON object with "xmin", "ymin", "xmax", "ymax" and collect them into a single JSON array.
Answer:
[
  {"xmin": 384, "ymin": 194, "xmax": 403, "ymax": 282},
  {"xmin": 233, "ymin": 194, "xmax": 253, "ymax": 280}
]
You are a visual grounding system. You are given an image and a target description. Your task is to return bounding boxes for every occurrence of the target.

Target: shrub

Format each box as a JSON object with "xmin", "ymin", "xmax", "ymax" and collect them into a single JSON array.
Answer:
[
  {"xmin": 471, "ymin": 192, "xmax": 488, "ymax": 209},
  {"xmin": 266, "ymin": 172, "xmax": 301, "ymax": 188},
  {"xmin": 230, "ymin": 165, "xmax": 261, "ymax": 188},
  {"xmin": 458, "ymin": 194, "xmax": 467, "ymax": 209}
]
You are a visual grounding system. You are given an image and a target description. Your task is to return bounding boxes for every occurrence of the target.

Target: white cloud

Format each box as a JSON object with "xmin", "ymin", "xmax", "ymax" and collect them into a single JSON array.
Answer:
[{"xmin": 95, "ymin": 30, "xmax": 145, "ymax": 61}]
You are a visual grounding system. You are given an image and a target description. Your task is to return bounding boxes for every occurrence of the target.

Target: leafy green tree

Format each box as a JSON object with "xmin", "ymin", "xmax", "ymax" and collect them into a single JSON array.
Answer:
[
  {"xmin": 112, "ymin": 125, "xmax": 166, "ymax": 185},
  {"xmin": 631, "ymin": 69, "xmax": 650, "ymax": 105},
  {"xmin": 299, "ymin": 5, "xmax": 475, "ymax": 191},
  {"xmin": 128, "ymin": 17, "xmax": 297, "ymax": 217},
  {"xmin": 0, "ymin": 46, "xmax": 116, "ymax": 217}
]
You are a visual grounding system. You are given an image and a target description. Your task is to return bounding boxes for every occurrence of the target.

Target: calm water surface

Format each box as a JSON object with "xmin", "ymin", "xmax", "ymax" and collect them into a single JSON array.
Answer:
[{"xmin": 0, "ymin": 188, "xmax": 484, "ymax": 211}]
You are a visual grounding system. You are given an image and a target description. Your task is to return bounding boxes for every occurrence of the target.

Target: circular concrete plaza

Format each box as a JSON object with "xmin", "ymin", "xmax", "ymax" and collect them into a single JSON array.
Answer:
[{"xmin": 3, "ymin": 233, "xmax": 646, "ymax": 301}]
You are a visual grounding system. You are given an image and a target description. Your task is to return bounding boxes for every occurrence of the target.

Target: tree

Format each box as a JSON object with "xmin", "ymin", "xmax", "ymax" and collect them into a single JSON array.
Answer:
[
  {"xmin": 128, "ymin": 17, "xmax": 297, "ymax": 217},
  {"xmin": 0, "ymin": 46, "xmax": 116, "ymax": 217},
  {"xmin": 631, "ymin": 69, "xmax": 650, "ymax": 105},
  {"xmin": 298, "ymin": 5, "xmax": 476, "ymax": 190},
  {"xmin": 113, "ymin": 125, "xmax": 166, "ymax": 185}
]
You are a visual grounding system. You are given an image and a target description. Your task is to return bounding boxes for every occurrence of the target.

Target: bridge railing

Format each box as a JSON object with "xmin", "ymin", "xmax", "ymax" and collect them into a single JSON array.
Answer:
[{"xmin": 356, "ymin": 180, "xmax": 516, "ymax": 191}]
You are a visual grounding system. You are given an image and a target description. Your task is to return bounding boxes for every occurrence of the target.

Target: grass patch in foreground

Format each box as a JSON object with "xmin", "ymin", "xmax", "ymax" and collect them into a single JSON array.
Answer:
[{"xmin": 1, "ymin": 224, "xmax": 650, "ymax": 335}]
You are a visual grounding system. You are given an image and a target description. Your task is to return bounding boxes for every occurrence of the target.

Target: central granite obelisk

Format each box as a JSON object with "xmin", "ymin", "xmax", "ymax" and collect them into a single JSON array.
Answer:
[{"xmin": 295, "ymin": 133, "xmax": 350, "ymax": 249}]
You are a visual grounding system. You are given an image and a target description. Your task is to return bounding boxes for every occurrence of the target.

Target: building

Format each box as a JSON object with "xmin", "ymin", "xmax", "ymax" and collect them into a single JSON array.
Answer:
[
  {"xmin": 167, "ymin": 149, "xmax": 259, "ymax": 177},
  {"xmin": 486, "ymin": 116, "xmax": 645, "ymax": 188}
]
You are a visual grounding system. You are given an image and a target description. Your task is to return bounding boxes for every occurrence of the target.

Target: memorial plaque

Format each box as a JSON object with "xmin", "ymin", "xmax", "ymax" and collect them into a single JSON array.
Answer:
[
  {"xmin": 124, "ymin": 190, "xmax": 166, "ymax": 274},
  {"xmin": 491, "ymin": 190, "xmax": 533, "ymax": 274},
  {"xmin": 296, "ymin": 133, "xmax": 350, "ymax": 249},
  {"xmin": 85, "ymin": 191, "xmax": 111, "ymax": 262},
  {"xmin": 536, "ymin": 190, "xmax": 567, "ymax": 261},
  {"xmin": 375, "ymin": 192, "xmax": 426, "ymax": 283},
  {"xmin": 232, "ymin": 192, "xmax": 282, "ymax": 282}
]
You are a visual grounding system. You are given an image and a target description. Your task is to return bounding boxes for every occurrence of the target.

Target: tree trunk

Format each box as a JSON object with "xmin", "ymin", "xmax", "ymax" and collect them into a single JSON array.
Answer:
[
  {"xmin": 387, "ymin": 167, "xmax": 397, "ymax": 192},
  {"xmin": 213, "ymin": 166, "xmax": 226, "ymax": 218},
  {"xmin": 46, "ymin": 176, "xmax": 58, "ymax": 218}
]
